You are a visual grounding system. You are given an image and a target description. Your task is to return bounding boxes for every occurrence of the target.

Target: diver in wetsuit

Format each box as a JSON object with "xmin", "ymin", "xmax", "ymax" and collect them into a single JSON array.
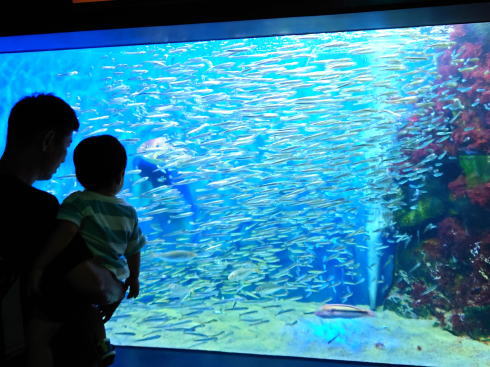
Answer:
[
  {"xmin": 133, "ymin": 156, "xmax": 198, "ymax": 218},
  {"xmin": 132, "ymin": 136, "xmax": 199, "ymax": 238}
]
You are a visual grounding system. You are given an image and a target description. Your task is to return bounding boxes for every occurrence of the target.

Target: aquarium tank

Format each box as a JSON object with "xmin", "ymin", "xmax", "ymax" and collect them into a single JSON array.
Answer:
[{"xmin": 0, "ymin": 17, "xmax": 489, "ymax": 367}]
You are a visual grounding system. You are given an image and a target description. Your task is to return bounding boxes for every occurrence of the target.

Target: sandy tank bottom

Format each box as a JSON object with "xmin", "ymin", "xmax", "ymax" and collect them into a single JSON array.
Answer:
[{"xmin": 106, "ymin": 299, "xmax": 489, "ymax": 367}]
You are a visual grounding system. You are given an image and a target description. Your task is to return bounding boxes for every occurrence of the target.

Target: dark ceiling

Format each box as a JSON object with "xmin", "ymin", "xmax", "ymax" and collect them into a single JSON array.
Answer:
[{"xmin": 2, "ymin": 0, "xmax": 490, "ymax": 36}]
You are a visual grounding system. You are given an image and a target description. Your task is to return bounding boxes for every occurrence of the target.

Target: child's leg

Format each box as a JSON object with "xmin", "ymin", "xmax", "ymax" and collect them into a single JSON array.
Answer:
[
  {"xmin": 27, "ymin": 316, "xmax": 62, "ymax": 367},
  {"xmin": 83, "ymin": 305, "xmax": 117, "ymax": 366},
  {"xmin": 99, "ymin": 281, "xmax": 127, "ymax": 323},
  {"xmin": 84, "ymin": 305, "xmax": 106, "ymax": 341},
  {"xmin": 64, "ymin": 260, "xmax": 124, "ymax": 305}
]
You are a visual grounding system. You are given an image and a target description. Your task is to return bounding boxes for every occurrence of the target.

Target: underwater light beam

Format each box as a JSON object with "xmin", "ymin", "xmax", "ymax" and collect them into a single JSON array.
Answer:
[{"xmin": 366, "ymin": 205, "xmax": 386, "ymax": 310}]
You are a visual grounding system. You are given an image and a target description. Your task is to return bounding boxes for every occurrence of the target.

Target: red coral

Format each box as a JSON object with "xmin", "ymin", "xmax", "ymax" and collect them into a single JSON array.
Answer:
[
  {"xmin": 437, "ymin": 64, "xmax": 457, "ymax": 79},
  {"xmin": 410, "ymin": 281, "xmax": 433, "ymax": 308},
  {"xmin": 423, "ymin": 238, "xmax": 449, "ymax": 259},
  {"xmin": 467, "ymin": 65, "xmax": 489, "ymax": 81},
  {"xmin": 441, "ymin": 141, "xmax": 457, "ymax": 156},
  {"xmin": 434, "ymin": 311, "xmax": 446, "ymax": 327},
  {"xmin": 448, "ymin": 175, "xmax": 467, "ymax": 198},
  {"xmin": 480, "ymin": 90, "xmax": 490, "ymax": 105},
  {"xmin": 466, "ymin": 183, "xmax": 490, "ymax": 207},
  {"xmin": 460, "ymin": 110, "xmax": 477, "ymax": 124},
  {"xmin": 437, "ymin": 49, "xmax": 453, "ymax": 67},
  {"xmin": 409, "ymin": 143, "xmax": 446, "ymax": 165},
  {"xmin": 456, "ymin": 42, "xmax": 483, "ymax": 59},
  {"xmin": 448, "ymin": 175, "xmax": 490, "ymax": 207},
  {"xmin": 485, "ymin": 115, "xmax": 490, "ymax": 130},
  {"xmin": 452, "ymin": 127, "xmax": 490, "ymax": 153},
  {"xmin": 431, "ymin": 265, "xmax": 469, "ymax": 309},
  {"xmin": 450, "ymin": 25, "xmax": 467, "ymax": 41},
  {"xmin": 484, "ymin": 53, "xmax": 490, "ymax": 69},
  {"xmin": 467, "ymin": 237, "xmax": 490, "ymax": 306},
  {"xmin": 467, "ymin": 274, "xmax": 490, "ymax": 306},
  {"xmin": 437, "ymin": 217, "xmax": 469, "ymax": 246},
  {"xmin": 409, "ymin": 115, "xmax": 420, "ymax": 123},
  {"xmin": 450, "ymin": 313, "xmax": 466, "ymax": 334},
  {"xmin": 409, "ymin": 148, "xmax": 430, "ymax": 164},
  {"xmin": 393, "ymin": 23, "xmax": 490, "ymax": 338}
]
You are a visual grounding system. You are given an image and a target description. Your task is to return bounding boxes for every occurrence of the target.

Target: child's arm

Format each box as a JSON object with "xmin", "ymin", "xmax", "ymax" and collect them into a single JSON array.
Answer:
[
  {"xmin": 125, "ymin": 251, "xmax": 140, "ymax": 299},
  {"xmin": 30, "ymin": 220, "xmax": 79, "ymax": 294}
]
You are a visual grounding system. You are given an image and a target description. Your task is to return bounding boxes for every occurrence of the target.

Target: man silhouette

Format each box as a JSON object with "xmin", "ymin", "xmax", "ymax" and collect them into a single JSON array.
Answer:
[{"xmin": 0, "ymin": 94, "xmax": 124, "ymax": 367}]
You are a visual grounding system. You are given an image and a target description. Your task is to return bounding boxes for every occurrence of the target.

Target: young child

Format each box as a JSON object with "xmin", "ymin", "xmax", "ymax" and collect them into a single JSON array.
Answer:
[{"xmin": 30, "ymin": 134, "xmax": 146, "ymax": 367}]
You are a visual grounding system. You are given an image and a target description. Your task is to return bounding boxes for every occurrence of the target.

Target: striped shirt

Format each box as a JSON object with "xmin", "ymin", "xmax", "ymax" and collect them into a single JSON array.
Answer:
[{"xmin": 57, "ymin": 190, "xmax": 146, "ymax": 281}]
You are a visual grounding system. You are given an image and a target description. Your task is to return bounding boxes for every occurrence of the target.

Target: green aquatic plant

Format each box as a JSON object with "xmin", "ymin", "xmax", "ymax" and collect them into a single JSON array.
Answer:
[
  {"xmin": 459, "ymin": 155, "xmax": 490, "ymax": 187},
  {"xmin": 397, "ymin": 197, "xmax": 445, "ymax": 228}
]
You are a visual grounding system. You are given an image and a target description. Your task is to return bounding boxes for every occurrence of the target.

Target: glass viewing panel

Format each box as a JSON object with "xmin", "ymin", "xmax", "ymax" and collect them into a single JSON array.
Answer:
[{"xmin": 0, "ymin": 20, "xmax": 489, "ymax": 367}]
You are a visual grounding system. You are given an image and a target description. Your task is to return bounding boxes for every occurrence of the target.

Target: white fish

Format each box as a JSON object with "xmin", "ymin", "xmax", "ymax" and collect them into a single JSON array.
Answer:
[
  {"xmin": 420, "ymin": 284, "xmax": 438, "ymax": 296},
  {"xmin": 228, "ymin": 267, "xmax": 258, "ymax": 281},
  {"xmin": 161, "ymin": 250, "xmax": 197, "ymax": 262}
]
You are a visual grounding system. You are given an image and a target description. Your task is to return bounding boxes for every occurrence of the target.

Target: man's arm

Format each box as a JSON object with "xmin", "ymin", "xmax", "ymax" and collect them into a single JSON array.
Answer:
[{"xmin": 30, "ymin": 220, "xmax": 79, "ymax": 293}]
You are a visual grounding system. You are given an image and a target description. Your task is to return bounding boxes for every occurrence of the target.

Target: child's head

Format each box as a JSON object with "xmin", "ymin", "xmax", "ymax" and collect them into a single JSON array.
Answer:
[{"xmin": 74, "ymin": 135, "xmax": 127, "ymax": 193}]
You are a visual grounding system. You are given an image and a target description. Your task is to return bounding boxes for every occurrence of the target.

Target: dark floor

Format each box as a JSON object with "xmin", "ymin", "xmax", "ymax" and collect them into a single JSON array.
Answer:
[
  {"xmin": 3, "ymin": 346, "xmax": 416, "ymax": 366},
  {"xmin": 112, "ymin": 346, "xmax": 413, "ymax": 367}
]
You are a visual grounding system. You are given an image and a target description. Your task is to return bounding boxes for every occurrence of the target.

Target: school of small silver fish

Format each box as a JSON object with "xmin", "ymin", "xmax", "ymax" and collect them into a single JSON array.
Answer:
[{"xmin": 36, "ymin": 24, "xmax": 476, "ymax": 344}]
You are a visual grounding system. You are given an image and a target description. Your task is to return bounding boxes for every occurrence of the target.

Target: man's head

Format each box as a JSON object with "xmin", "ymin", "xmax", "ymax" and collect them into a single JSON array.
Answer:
[
  {"xmin": 74, "ymin": 135, "xmax": 127, "ymax": 193},
  {"xmin": 5, "ymin": 94, "xmax": 79, "ymax": 180}
]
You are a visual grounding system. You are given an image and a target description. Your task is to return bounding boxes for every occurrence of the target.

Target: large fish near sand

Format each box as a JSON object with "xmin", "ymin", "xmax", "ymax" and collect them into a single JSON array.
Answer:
[{"xmin": 315, "ymin": 304, "xmax": 375, "ymax": 318}]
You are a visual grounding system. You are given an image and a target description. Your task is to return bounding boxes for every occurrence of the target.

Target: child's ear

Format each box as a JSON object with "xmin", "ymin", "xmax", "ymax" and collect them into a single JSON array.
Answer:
[
  {"xmin": 115, "ymin": 171, "xmax": 124, "ymax": 188},
  {"xmin": 41, "ymin": 130, "xmax": 56, "ymax": 152}
]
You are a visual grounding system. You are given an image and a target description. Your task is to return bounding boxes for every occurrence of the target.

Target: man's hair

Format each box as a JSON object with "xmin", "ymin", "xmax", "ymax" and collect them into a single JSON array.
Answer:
[
  {"xmin": 74, "ymin": 135, "xmax": 127, "ymax": 191},
  {"xmin": 6, "ymin": 93, "xmax": 79, "ymax": 149}
]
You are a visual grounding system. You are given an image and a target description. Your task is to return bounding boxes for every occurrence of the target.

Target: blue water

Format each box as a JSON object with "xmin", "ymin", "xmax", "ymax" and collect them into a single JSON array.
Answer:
[{"xmin": 1, "ymin": 23, "xmax": 488, "ymax": 366}]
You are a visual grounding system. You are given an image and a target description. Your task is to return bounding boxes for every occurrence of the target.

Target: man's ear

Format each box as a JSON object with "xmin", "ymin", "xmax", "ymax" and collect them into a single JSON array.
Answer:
[{"xmin": 41, "ymin": 130, "xmax": 56, "ymax": 152}]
